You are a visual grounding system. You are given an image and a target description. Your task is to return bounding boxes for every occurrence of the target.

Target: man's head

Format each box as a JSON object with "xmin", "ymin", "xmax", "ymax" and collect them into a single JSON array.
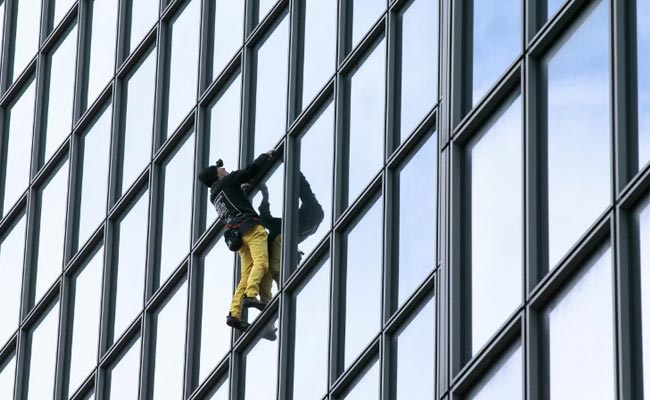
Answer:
[{"xmin": 198, "ymin": 159, "xmax": 228, "ymax": 187}]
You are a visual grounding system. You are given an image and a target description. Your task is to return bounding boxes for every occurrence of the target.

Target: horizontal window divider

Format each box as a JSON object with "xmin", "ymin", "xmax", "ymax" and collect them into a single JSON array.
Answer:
[
  {"xmin": 187, "ymin": 355, "xmax": 230, "ymax": 400},
  {"xmin": 245, "ymin": 0, "xmax": 290, "ymax": 48},
  {"xmin": 0, "ymin": 63, "xmax": 37, "ymax": 107},
  {"xmin": 385, "ymin": 272, "xmax": 436, "ymax": 334},
  {"xmin": 116, "ymin": 31, "xmax": 158, "ymax": 80},
  {"xmin": 339, "ymin": 18, "xmax": 387, "ymax": 77},
  {"xmin": 31, "ymin": 141, "xmax": 71, "ymax": 189},
  {"xmin": 287, "ymin": 79, "xmax": 335, "ymax": 138},
  {"xmin": 527, "ymin": 0, "xmax": 594, "ymax": 58},
  {"xmin": 153, "ymin": 112, "xmax": 196, "ymax": 164},
  {"xmin": 108, "ymin": 173, "xmax": 150, "ymax": 222},
  {"xmin": 21, "ymin": 283, "xmax": 61, "ymax": 331},
  {"xmin": 145, "ymin": 261, "xmax": 189, "ymax": 313},
  {"xmin": 198, "ymin": 53, "xmax": 243, "ymax": 108},
  {"xmin": 329, "ymin": 336, "xmax": 381, "ymax": 397},
  {"xmin": 387, "ymin": 108, "xmax": 438, "ymax": 170},
  {"xmin": 0, "ymin": 193, "xmax": 28, "ymax": 237},
  {"xmin": 232, "ymin": 299, "xmax": 280, "ymax": 354},
  {"xmin": 97, "ymin": 316, "xmax": 142, "ymax": 370},
  {"xmin": 0, "ymin": 334, "xmax": 18, "ymax": 364},
  {"xmin": 284, "ymin": 237, "xmax": 332, "ymax": 294},
  {"xmin": 618, "ymin": 161, "xmax": 650, "ymax": 209}
]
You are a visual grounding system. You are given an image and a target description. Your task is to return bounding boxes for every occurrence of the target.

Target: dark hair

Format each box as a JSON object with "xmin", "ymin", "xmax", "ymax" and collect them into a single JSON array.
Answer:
[{"xmin": 198, "ymin": 165, "xmax": 219, "ymax": 187}]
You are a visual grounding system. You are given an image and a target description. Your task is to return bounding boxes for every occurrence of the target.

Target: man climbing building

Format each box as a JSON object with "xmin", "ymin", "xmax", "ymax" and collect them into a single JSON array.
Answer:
[{"xmin": 197, "ymin": 151, "xmax": 274, "ymax": 333}]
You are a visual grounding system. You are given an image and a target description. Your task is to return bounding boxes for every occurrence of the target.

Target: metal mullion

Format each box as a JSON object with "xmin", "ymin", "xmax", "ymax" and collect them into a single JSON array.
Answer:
[
  {"xmin": 437, "ymin": 148, "xmax": 450, "ymax": 398},
  {"xmin": 286, "ymin": 0, "xmax": 302, "ymax": 124},
  {"xmin": 0, "ymin": 0, "xmax": 14, "ymax": 94},
  {"xmin": 187, "ymin": 356, "xmax": 230, "ymax": 400},
  {"xmin": 329, "ymin": 338, "xmax": 380, "ymax": 398}
]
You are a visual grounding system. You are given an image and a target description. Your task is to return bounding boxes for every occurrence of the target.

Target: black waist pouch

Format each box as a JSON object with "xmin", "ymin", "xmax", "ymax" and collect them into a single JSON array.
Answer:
[{"xmin": 224, "ymin": 228, "xmax": 243, "ymax": 251}]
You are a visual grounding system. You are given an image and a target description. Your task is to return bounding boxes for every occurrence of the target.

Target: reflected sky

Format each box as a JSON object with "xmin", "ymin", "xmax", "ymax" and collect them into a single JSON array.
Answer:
[
  {"xmin": 0, "ymin": 354, "xmax": 15, "ymax": 399},
  {"xmin": 546, "ymin": 246, "xmax": 614, "ymax": 399},
  {"xmin": 198, "ymin": 239, "xmax": 235, "ymax": 383},
  {"xmin": 468, "ymin": 95, "xmax": 522, "ymax": 353},
  {"xmin": 212, "ymin": 1, "xmax": 245, "ymax": 79},
  {"xmin": 637, "ymin": 0, "xmax": 650, "ymax": 171},
  {"xmin": 129, "ymin": 0, "xmax": 158, "ymax": 54},
  {"xmin": 395, "ymin": 297, "xmax": 435, "ymax": 399},
  {"xmin": 344, "ymin": 197, "xmax": 382, "ymax": 369},
  {"xmin": 399, "ymin": 0, "xmax": 438, "ymax": 141},
  {"xmin": 0, "ymin": 215, "xmax": 26, "ymax": 347},
  {"xmin": 545, "ymin": 0, "xmax": 610, "ymax": 269},
  {"xmin": 206, "ymin": 378, "xmax": 229, "ymax": 400},
  {"xmin": 26, "ymin": 301, "xmax": 60, "ymax": 400},
  {"xmin": 293, "ymin": 258, "xmax": 330, "ymax": 400},
  {"xmin": 547, "ymin": 0, "xmax": 566, "ymax": 21},
  {"xmin": 258, "ymin": 0, "xmax": 278, "ymax": 24},
  {"xmin": 12, "ymin": 0, "xmax": 41, "ymax": 82},
  {"xmin": 244, "ymin": 324, "xmax": 279, "ymax": 400},
  {"xmin": 342, "ymin": 361, "xmax": 379, "ymax": 400},
  {"xmin": 637, "ymin": 199, "xmax": 650, "ymax": 393},
  {"xmin": 253, "ymin": 16, "xmax": 289, "ymax": 155},
  {"xmin": 86, "ymin": 0, "xmax": 118, "ymax": 108},
  {"xmin": 471, "ymin": 0, "xmax": 521, "ymax": 106},
  {"xmin": 108, "ymin": 337, "xmax": 141, "ymax": 400},
  {"xmin": 467, "ymin": 342, "xmax": 522, "ymax": 400},
  {"xmin": 351, "ymin": 0, "xmax": 385, "ymax": 53}
]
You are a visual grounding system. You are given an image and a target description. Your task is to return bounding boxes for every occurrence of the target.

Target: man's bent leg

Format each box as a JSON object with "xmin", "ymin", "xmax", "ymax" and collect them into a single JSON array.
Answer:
[
  {"xmin": 244, "ymin": 225, "xmax": 269, "ymax": 298},
  {"xmin": 229, "ymin": 245, "xmax": 254, "ymax": 319},
  {"xmin": 260, "ymin": 235, "xmax": 282, "ymax": 302}
]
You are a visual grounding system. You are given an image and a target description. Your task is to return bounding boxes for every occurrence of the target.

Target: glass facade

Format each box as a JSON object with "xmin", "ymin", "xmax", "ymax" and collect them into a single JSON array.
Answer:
[{"xmin": 0, "ymin": 0, "xmax": 648, "ymax": 399}]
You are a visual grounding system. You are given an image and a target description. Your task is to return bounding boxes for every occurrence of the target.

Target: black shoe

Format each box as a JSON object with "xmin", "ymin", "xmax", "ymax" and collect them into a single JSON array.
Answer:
[
  {"xmin": 226, "ymin": 314, "xmax": 250, "ymax": 331},
  {"xmin": 243, "ymin": 296, "xmax": 266, "ymax": 310},
  {"xmin": 261, "ymin": 325, "xmax": 277, "ymax": 341}
]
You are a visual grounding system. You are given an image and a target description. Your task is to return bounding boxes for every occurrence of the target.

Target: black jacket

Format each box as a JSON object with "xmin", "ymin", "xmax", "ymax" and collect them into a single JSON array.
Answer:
[{"xmin": 206, "ymin": 154, "xmax": 271, "ymax": 234}]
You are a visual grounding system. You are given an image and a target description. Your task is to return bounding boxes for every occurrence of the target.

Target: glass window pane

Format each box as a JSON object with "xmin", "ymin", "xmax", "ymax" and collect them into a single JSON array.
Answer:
[
  {"xmin": 86, "ymin": 0, "xmax": 119, "ymax": 108},
  {"xmin": 12, "ymin": 0, "xmax": 41, "ymax": 82},
  {"xmin": 257, "ymin": 0, "xmax": 277, "ymax": 24},
  {"xmin": 466, "ymin": 342, "xmax": 522, "ymax": 400},
  {"xmin": 397, "ymin": 132, "xmax": 437, "ymax": 307},
  {"xmin": 152, "ymin": 282, "xmax": 188, "ymax": 400},
  {"xmin": 68, "ymin": 247, "xmax": 104, "ymax": 395},
  {"xmin": 636, "ymin": 198, "xmax": 650, "ymax": 391},
  {"xmin": 342, "ymin": 361, "xmax": 379, "ymax": 400},
  {"xmin": 344, "ymin": 197, "xmax": 382, "ymax": 369},
  {"xmin": 53, "ymin": 0, "xmax": 75, "ymax": 30},
  {"xmin": 166, "ymin": 0, "xmax": 200, "ymax": 138},
  {"xmin": 544, "ymin": 0, "xmax": 610, "ymax": 268},
  {"xmin": 296, "ymin": 103, "xmax": 334, "ymax": 267},
  {"xmin": 545, "ymin": 245, "xmax": 615, "ymax": 399},
  {"xmin": 128, "ymin": 0, "xmax": 158, "ymax": 54},
  {"xmin": 107, "ymin": 337, "xmax": 141, "ymax": 400},
  {"xmin": 0, "ymin": 215, "xmax": 27, "ymax": 347},
  {"xmin": 253, "ymin": 15, "xmax": 289, "ymax": 155},
  {"xmin": 300, "ymin": 0, "xmax": 337, "ymax": 110},
  {"xmin": 637, "ymin": 0, "xmax": 650, "ymax": 170},
  {"xmin": 348, "ymin": 39, "xmax": 386, "ymax": 205},
  {"xmin": 198, "ymin": 239, "xmax": 235, "ymax": 383},
  {"xmin": 26, "ymin": 301, "xmax": 60, "ymax": 400},
  {"xmin": 204, "ymin": 75, "xmax": 242, "ymax": 231},
  {"xmin": 113, "ymin": 190, "xmax": 149, "ymax": 343},
  {"xmin": 0, "ymin": 2, "xmax": 4, "ymax": 69},
  {"xmin": 471, "ymin": 0, "xmax": 521, "ymax": 107},
  {"xmin": 0, "ymin": 354, "xmax": 16, "ymax": 398},
  {"xmin": 395, "ymin": 297, "xmax": 435, "ymax": 399},
  {"xmin": 468, "ymin": 95, "xmax": 522, "ymax": 353},
  {"xmin": 120, "ymin": 49, "xmax": 157, "ymax": 196},
  {"xmin": 350, "ymin": 0, "xmax": 385, "ymax": 53},
  {"xmin": 159, "ymin": 132, "xmax": 195, "ymax": 286},
  {"xmin": 399, "ymin": 0, "xmax": 438, "ymax": 141},
  {"xmin": 243, "ymin": 324, "xmax": 279, "ymax": 400},
  {"xmin": 76, "ymin": 104, "xmax": 112, "ymax": 250},
  {"xmin": 2, "ymin": 79, "xmax": 36, "ymax": 215},
  {"xmin": 43, "ymin": 25, "xmax": 78, "ymax": 163},
  {"xmin": 35, "ymin": 160, "xmax": 70, "ymax": 303},
  {"xmin": 292, "ymin": 258, "xmax": 330, "ymax": 400},
  {"xmin": 546, "ymin": 0, "xmax": 566, "ymax": 22},
  {"xmin": 211, "ymin": 0, "xmax": 245, "ymax": 79}
]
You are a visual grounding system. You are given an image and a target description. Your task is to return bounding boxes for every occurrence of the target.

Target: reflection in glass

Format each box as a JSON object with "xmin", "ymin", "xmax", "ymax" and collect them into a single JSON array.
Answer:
[
  {"xmin": 468, "ymin": 95, "xmax": 522, "ymax": 353},
  {"xmin": 350, "ymin": 0, "xmax": 385, "ymax": 53},
  {"xmin": 35, "ymin": 160, "xmax": 69, "ymax": 303},
  {"xmin": 198, "ymin": 239, "xmax": 235, "ymax": 383},
  {"xmin": 113, "ymin": 190, "xmax": 149, "ymax": 342},
  {"xmin": 3, "ymin": 80, "xmax": 36, "ymax": 215},
  {"xmin": 159, "ymin": 132, "xmax": 195, "ymax": 286},
  {"xmin": 545, "ymin": 246, "xmax": 614, "ymax": 398},
  {"xmin": 253, "ymin": 16, "xmax": 289, "ymax": 155},
  {"xmin": 636, "ymin": 198, "xmax": 650, "ymax": 391},
  {"xmin": 466, "ymin": 343, "xmax": 522, "ymax": 400},
  {"xmin": 342, "ymin": 361, "xmax": 379, "ymax": 400},
  {"xmin": 166, "ymin": 0, "xmax": 200, "ymax": 138},
  {"xmin": 43, "ymin": 26, "xmax": 78, "ymax": 163},
  {"xmin": 68, "ymin": 247, "xmax": 104, "ymax": 395},
  {"xmin": 12, "ymin": 0, "xmax": 41, "ymax": 82},
  {"xmin": 152, "ymin": 282, "xmax": 188, "ymax": 400},
  {"xmin": 86, "ymin": 0, "xmax": 119, "ymax": 108},
  {"xmin": 344, "ymin": 197, "xmax": 382, "ymax": 369},
  {"xmin": 26, "ymin": 301, "xmax": 60, "ymax": 399},
  {"xmin": 257, "ymin": 0, "xmax": 277, "ymax": 24},
  {"xmin": 347, "ymin": 39, "xmax": 386, "ymax": 205},
  {"xmin": 300, "ymin": 0, "xmax": 337, "ymax": 110},
  {"xmin": 108, "ymin": 337, "xmax": 141, "ymax": 400},
  {"xmin": 205, "ymin": 75, "xmax": 242, "ymax": 230},
  {"xmin": 128, "ymin": 0, "xmax": 158, "ymax": 54},
  {"xmin": 395, "ymin": 297, "xmax": 435, "ymax": 399},
  {"xmin": 211, "ymin": 0, "xmax": 245, "ymax": 79},
  {"xmin": 0, "ymin": 215, "xmax": 26, "ymax": 346},
  {"xmin": 546, "ymin": 0, "xmax": 565, "ymax": 21},
  {"xmin": 293, "ymin": 258, "xmax": 330, "ymax": 400},
  {"xmin": 244, "ymin": 327, "xmax": 279, "ymax": 400},
  {"xmin": 120, "ymin": 49, "xmax": 157, "ymax": 196},
  {"xmin": 399, "ymin": 0, "xmax": 438, "ymax": 141},
  {"xmin": 53, "ymin": 0, "xmax": 75, "ymax": 30},
  {"xmin": 397, "ymin": 132, "xmax": 437, "ymax": 307},
  {"xmin": 637, "ymin": 0, "xmax": 650, "ymax": 170},
  {"xmin": 544, "ymin": 0, "xmax": 610, "ymax": 268},
  {"xmin": 297, "ymin": 104, "xmax": 333, "ymax": 265},
  {"xmin": 0, "ymin": 354, "xmax": 16, "ymax": 398},
  {"xmin": 77, "ymin": 104, "xmax": 112, "ymax": 250},
  {"xmin": 0, "ymin": 2, "xmax": 4, "ymax": 71},
  {"xmin": 471, "ymin": 0, "xmax": 520, "ymax": 106}
]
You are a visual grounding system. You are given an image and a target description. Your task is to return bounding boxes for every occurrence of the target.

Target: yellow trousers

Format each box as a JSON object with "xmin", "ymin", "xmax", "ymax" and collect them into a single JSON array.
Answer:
[
  {"xmin": 260, "ymin": 235, "xmax": 282, "ymax": 303},
  {"xmin": 229, "ymin": 225, "xmax": 269, "ymax": 318}
]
